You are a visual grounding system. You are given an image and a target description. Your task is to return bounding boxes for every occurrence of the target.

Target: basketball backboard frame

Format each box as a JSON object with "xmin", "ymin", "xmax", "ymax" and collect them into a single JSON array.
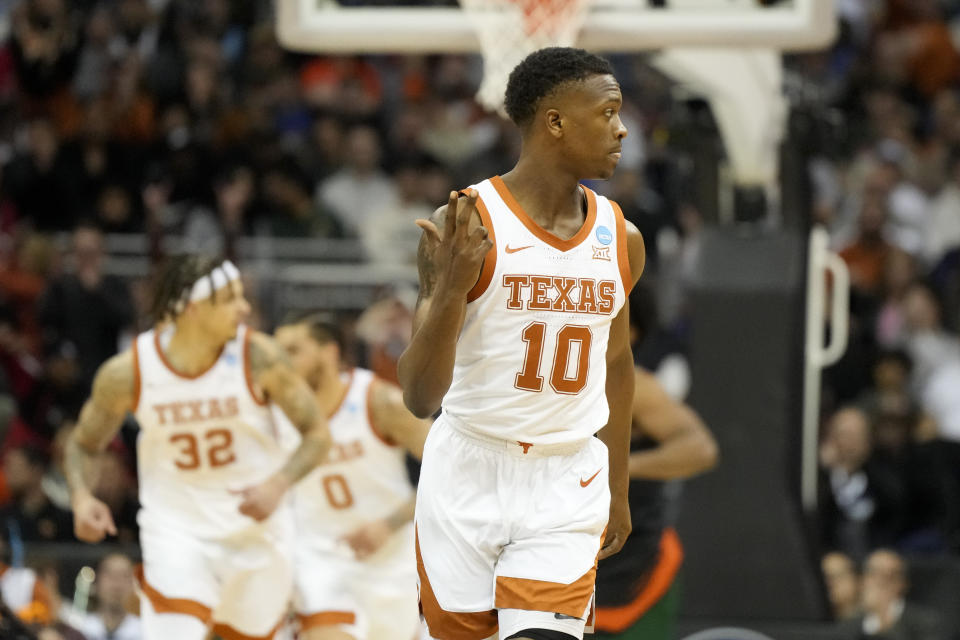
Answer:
[{"xmin": 276, "ymin": 0, "xmax": 837, "ymax": 54}]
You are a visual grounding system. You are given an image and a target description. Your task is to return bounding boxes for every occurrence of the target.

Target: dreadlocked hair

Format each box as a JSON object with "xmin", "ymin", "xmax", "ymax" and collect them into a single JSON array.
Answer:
[{"xmin": 151, "ymin": 254, "xmax": 225, "ymax": 323}]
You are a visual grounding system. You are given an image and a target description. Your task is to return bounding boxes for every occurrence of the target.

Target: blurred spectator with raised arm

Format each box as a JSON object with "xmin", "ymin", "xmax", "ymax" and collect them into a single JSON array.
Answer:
[{"xmin": 839, "ymin": 549, "xmax": 945, "ymax": 640}]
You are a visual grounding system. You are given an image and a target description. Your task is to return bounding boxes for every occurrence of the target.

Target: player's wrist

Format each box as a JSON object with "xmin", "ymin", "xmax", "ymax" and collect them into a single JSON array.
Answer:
[
  {"xmin": 270, "ymin": 471, "xmax": 294, "ymax": 493},
  {"xmin": 435, "ymin": 273, "xmax": 472, "ymax": 299},
  {"xmin": 69, "ymin": 487, "xmax": 94, "ymax": 509},
  {"xmin": 384, "ymin": 512, "xmax": 408, "ymax": 533}
]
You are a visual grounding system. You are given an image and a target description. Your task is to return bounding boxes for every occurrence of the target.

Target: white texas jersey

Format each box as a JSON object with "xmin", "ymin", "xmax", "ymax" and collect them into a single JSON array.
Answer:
[
  {"xmin": 443, "ymin": 176, "xmax": 632, "ymax": 445},
  {"xmin": 133, "ymin": 324, "xmax": 287, "ymax": 539},
  {"xmin": 285, "ymin": 368, "xmax": 414, "ymax": 541}
]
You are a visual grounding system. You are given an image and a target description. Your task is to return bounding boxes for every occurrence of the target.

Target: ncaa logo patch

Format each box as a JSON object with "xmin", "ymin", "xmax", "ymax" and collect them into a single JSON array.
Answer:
[{"xmin": 595, "ymin": 225, "xmax": 613, "ymax": 245}]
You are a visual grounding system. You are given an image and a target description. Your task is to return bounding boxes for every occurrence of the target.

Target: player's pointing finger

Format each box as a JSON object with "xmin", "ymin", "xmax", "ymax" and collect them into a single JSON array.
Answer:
[
  {"xmin": 455, "ymin": 189, "xmax": 477, "ymax": 241},
  {"xmin": 444, "ymin": 191, "xmax": 458, "ymax": 240}
]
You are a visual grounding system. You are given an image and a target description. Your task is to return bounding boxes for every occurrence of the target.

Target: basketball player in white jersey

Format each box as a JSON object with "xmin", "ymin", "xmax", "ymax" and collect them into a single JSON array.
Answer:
[
  {"xmin": 398, "ymin": 48, "xmax": 645, "ymax": 640},
  {"xmin": 64, "ymin": 256, "xmax": 333, "ymax": 640},
  {"xmin": 273, "ymin": 312, "xmax": 431, "ymax": 640}
]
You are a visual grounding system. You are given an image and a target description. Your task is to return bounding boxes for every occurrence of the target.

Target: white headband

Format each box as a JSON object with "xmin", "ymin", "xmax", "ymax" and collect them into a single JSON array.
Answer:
[{"xmin": 174, "ymin": 260, "xmax": 241, "ymax": 313}]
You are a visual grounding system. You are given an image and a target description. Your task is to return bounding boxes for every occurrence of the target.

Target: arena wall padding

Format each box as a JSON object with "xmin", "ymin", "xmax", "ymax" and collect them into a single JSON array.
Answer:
[{"xmin": 674, "ymin": 227, "xmax": 829, "ymax": 620}]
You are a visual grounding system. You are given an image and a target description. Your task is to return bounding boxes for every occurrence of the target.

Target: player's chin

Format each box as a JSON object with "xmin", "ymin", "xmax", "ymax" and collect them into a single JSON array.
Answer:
[{"xmin": 592, "ymin": 165, "xmax": 618, "ymax": 181}]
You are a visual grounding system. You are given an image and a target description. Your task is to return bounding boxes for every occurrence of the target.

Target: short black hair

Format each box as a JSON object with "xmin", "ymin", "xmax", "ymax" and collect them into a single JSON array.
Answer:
[
  {"xmin": 504, "ymin": 47, "xmax": 614, "ymax": 127},
  {"xmin": 280, "ymin": 310, "xmax": 344, "ymax": 351}
]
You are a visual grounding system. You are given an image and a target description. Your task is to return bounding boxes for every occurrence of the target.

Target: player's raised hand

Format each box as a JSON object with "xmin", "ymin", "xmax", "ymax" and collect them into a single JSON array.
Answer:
[
  {"xmin": 340, "ymin": 518, "xmax": 393, "ymax": 560},
  {"xmin": 235, "ymin": 475, "xmax": 289, "ymax": 521},
  {"xmin": 72, "ymin": 492, "xmax": 117, "ymax": 543},
  {"xmin": 415, "ymin": 189, "xmax": 492, "ymax": 296}
]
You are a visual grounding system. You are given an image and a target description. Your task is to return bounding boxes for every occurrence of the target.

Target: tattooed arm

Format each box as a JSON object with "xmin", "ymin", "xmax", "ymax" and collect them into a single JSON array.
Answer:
[
  {"xmin": 66, "ymin": 351, "xmax": 135, "ymax": 542},
  {"xmin": 397, "ymin": 191, "xmax": 490, "ymax": 418},
  {"xmin": 237, "ymin": 331, "xmax": 332, "ymax": 521}
]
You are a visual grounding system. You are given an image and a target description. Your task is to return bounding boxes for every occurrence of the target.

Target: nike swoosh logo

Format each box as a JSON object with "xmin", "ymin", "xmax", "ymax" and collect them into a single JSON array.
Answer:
[
  {"xmin": 505, "ymin": 244, "xmax": 534, "ymax": 254},
  {"xmin": 555, "ymin": 613, "xmax": 582, "ymax": 620},
  {"xmin": 580, "ymin": 469, "xmax": 602, "ymax": 488}
]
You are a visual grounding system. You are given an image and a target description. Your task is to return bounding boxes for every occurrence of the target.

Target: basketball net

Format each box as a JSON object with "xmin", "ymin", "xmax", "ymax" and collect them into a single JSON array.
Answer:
[{"xmin": 459, "ymin": 0, "xmax": 591, "ymax": 115}]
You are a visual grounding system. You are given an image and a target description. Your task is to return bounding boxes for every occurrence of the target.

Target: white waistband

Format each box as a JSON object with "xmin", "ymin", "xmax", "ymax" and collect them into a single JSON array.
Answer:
[{"xmin": 441, "ymin": 410, "xmax": 591, "ymax": 457}]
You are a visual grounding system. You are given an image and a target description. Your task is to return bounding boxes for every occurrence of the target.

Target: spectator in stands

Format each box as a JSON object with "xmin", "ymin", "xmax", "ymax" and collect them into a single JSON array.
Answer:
[
  {"xmin": 37, "ymin": 222, "xmax": 134, "ymax": 391},
  {"xmin": 819, "ymin": 407, "xmax": 905, "ymax": 560},
  {"xmin": 874, "ymin": 249, "xmax": 919, "ymax": 349},
  {"xmin": 839, "ymin": 549, "xmax": 945, "ymax": 640},
  {"xmin": 857, "ymin": 350, "xmax": 916, "ymax": 420},
  {"xmin": 822, "ymin": 551, "xmax": 861, "ymax": 622},
  {"xmin": 261, "ymin": 158, "xmax": 344, "ymax": 239},
  {"xmin": 870, "ymin": 410, "xmax": 951, "ymax": 552},
  {"xmin": 8, "ymin": 0, "xmax": 81, "ymax": 101},
  {"xmin": 0, "ymin": 445, "xmax": 73, "ymax": 543},
  {"xmin": 0, "ymin": 233, "xmax": 58, "ymax": 356},
  {"xmin": 922, "ymin": 151, "xmax": 960, "ymax": 269},
  {"xmin": 20, "ymin": 339, "xmax": 85, "ymax": 441},
  {"xmin": 840, "ymin": 194, "xmax": 892, "ymax": 298},
  {"xmin": 900, "ymin": 284, "xmax": 960, "ymax": 442},
  {"xmin": 4, "ymin": 118, "xmax": 83, "ymax": 232},
  {"xmin": 68, "ymin": 553, "xmax": 141, "ymax": 640},
  {"xmin": 363, "ymin": 157, "xmax": 434, "ymax": 266},
  {"xmin": 318, "ymin": 125, "xmax": 397, "ymax": 237},
  {"xmin": 870, "ymin": 142, "xmax": 928, "ymax": 258}
]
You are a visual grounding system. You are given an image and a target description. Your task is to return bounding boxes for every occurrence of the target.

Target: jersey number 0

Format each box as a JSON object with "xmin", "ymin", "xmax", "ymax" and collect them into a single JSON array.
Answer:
[{"xmin": 515, "ymin": 322, "xmax": 592, "ymax": 394}]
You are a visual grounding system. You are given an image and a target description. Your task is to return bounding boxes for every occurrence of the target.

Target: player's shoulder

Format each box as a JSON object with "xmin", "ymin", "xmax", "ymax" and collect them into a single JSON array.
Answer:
[
  {"xmin": 245, "ymin": 330, "xmax": 286, "ymax": 371},
  {"xmin": 367, "ymin": 374, "xmax": 403, "ymax": 410},
  {"xmin": 621, "ymin": 217, "xmax": 645, "ymax": 286}
]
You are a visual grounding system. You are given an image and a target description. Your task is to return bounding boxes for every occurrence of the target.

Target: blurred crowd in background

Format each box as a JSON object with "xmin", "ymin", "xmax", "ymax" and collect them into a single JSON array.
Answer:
[{"xmin": 0, "ymin": 0, "xmax": 956, "ymax": 638}]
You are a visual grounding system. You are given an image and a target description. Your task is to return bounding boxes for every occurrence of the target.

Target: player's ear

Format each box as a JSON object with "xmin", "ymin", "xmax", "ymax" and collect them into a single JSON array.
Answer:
[{"xmin": 545, "ymin": 108, "xmax": 563, "ymax": 138}]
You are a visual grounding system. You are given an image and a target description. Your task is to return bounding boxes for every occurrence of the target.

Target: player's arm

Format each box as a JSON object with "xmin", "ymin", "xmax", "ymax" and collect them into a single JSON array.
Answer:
[
  {"xmin": 628, "ymin": 368, "xmax": 718, "ymax": 480},
  {"xmin": 597, "ymin": 221, "xmax": 645, "ymax": 560},
  {"xmin": 241, "ymin": 331, "xmax": 333, "ymax": 520},
  {"xmin": 340, "ymin": 378, "xmax": 428, "ymax": 559},
  {"xmin": 398, "ymin": 190, "xmax": 490, "ymax": 418},
  {"xmin": 368, "ymin": 378, "xmax": 433, "ymax": 459},
  {"xmin": 341, "ymin": 495, "xmax": 417, "ymax": 560},
  {"xmin": 66, "ymin": 351, "xmax": 134, "ymax": 542}
]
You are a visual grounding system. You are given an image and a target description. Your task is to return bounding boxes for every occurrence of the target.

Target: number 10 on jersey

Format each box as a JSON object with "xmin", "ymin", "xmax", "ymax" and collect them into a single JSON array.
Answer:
[{"xmin": 515, "ymin": 322, "xmax": 592, "ymax": 394}]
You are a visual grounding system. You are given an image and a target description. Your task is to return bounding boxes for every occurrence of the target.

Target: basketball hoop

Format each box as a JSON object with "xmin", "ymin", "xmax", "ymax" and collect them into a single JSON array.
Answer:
[{"xmin": 458, "ymin": 0, "xmax": 590, "ymax": 114}]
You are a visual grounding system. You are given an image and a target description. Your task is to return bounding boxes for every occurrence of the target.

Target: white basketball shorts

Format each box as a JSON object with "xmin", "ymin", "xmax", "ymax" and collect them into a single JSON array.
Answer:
[
  {"xmin": 136, "ymin": 515, "xmax": 293, "ymax": 640},
  {"xmin": 415, "ymin": 413, "xmax": 609, "ymax": 640},
  {"xmin": 293, "ymin": 522, "xmax": 421, "ymax": 639}
]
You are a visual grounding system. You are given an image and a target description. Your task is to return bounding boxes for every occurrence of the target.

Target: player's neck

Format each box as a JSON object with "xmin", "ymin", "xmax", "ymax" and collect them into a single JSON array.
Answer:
[
  {"xmin": 165, "ymin": 322, "xmax": 226, "ymax": 376},
  {"xmin": 501, "ymin": 158, "xmax": 585, "ymax": 229},
  {"xmin": 98, "ymin": 606, "xmax": 127, "ymax": 631},
  {"xmin": 313, "ymin": 366, "xmax": 350, "ymax": 416}
]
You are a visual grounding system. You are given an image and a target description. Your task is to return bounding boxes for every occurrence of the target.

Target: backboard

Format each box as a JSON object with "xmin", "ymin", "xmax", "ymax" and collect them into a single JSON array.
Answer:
[{"xmin": 276, "ymin": 0, "xmax": 837, "ymax": 54}]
